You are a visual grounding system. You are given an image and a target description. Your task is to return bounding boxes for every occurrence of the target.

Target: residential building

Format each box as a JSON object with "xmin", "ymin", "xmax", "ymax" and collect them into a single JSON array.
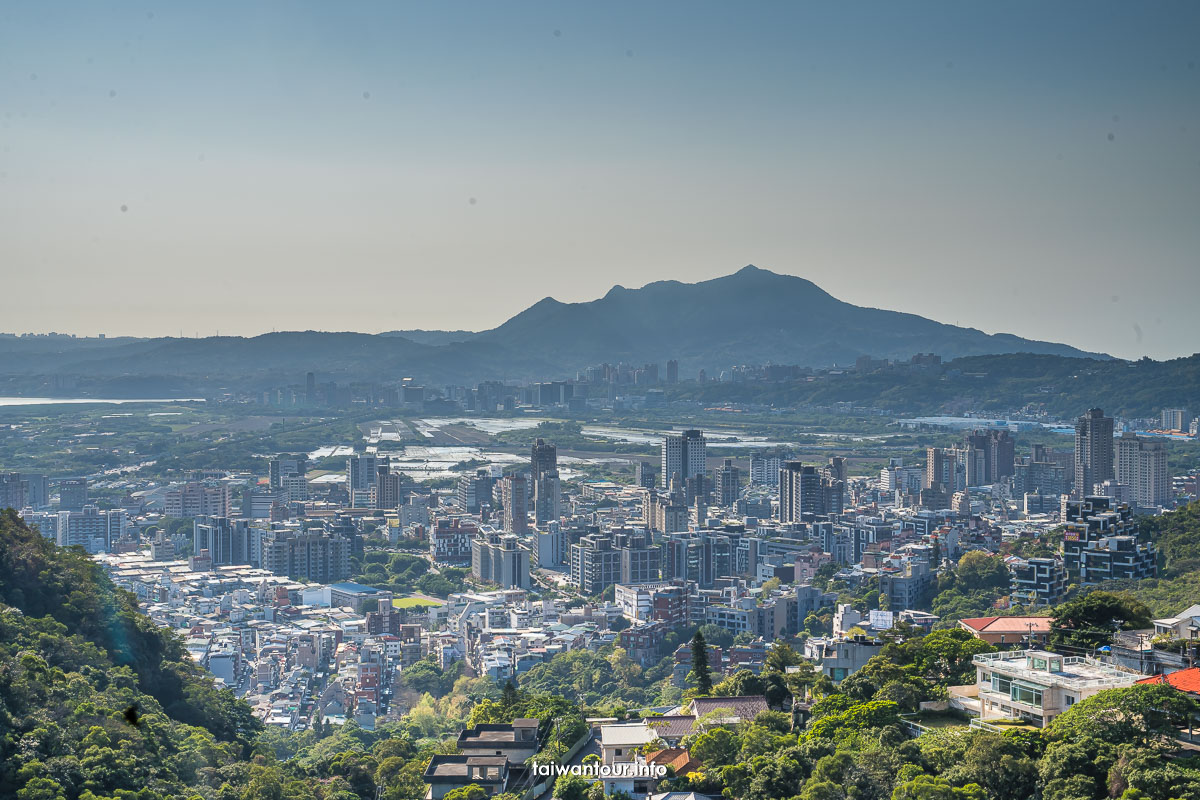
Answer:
[
  {"xmin": 1114, "ymin": 432, "xmax": 1171, "ymax": 508},
  {"xmin": 1074, "ymin": 408, "xmax": 1114, "ymax": 499},
  {"xmin": 57, "ymin": 505, "xmax": 126, "ymax": 553},
  {"xmin": 958, "ymin": 617, "xmax": 1053, "ymax": 647},
  {"xmin": 1161, "ymin": 408, "xmax": 1192, "ymax": 433},
  {"xmin": 532, "ymin": 522, "xmax": 567, "ymax": 568},
  {"xmin": 0, "ymin": 472, "xmax": 28, "ymax": 510},
  {"xmin": 778, "ymin": 462, "xmax": 842, "ymax": 522},
  {"xmin": 346, "ymin": 454, "xmax": 379, "ymax": 497},
  {"xmin": 750, "ymin": 453, "xmax": 783, "ymax": 488},
  {"xmin": 1151, "ymin": 604, "xmax": 1200, "ymax": 639},
  {"xmin": 713, "ymin": 458, "xmax": 741, "ymax": 507},
  {"xmin": 964, "ymin": 650, "xmax": 1139, "ymax": 727},
  {"xmin": 269, "ymin": 456, "xmax": 308, "ymax": 490},
  {"xmin": 635, "ymin": 461, "xmax": 658, "ymax": 489},
  {"xmin": 164, "ymin": 482, "xmax": 233, "ymax": 518},
  {"xmin": 1008, "ymin": 557, "xmax": 1067, "ymax": 607},
  {"xmin": 499, "ymin": 474, "xmax": 529, "ymax": 534},
  {"xmin": 662, "ymin": 430, "xmax": 706, "ymax": 501},
  {"xmin": 456, "ymin": 469, "xmax": 494, "ymax": 514},
  {"xmin": 430, "ymin": 517, "xmax": 476, "ymax": 565},
  {"xmin": 471, "ymin": 529, "xmax": 532, "ymax": 589},
  {"xmin": 258, "ymin": 529, "xmax": 352, "ymax": 583},
  {"xmin": 193, "ymin": 516, "xmax": 255, "ymax": 566},
  {"xmin": 1062, "ymin": 496, "xmax": 1156, "ymax": 584},
  {"xmin": 963, "ymin": 429, "xmax": 1016, "ymax": 485},
  {"xmin": 58, "ymin": 478, "xmax": 88, "ymax": 511}
]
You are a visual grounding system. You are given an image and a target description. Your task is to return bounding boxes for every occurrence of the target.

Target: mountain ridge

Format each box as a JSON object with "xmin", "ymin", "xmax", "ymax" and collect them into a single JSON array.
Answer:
[{"xmin": 0, "ymin": 266, "xmax": 1109, "ymax": 389}]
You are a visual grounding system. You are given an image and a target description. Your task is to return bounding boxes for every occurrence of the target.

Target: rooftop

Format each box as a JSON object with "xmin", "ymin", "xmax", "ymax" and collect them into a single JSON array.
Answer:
[
  {"xmin": 974, "ymin": 650, "xmax": 1140, "ymax": 690},
  {"xmin": 959, "ymin": 616, "xmax": 1053, "ymax": 635},
  {"xmin": 328, "ymin": 582, "xmax": 379, "ymax": 595},
  {"xmin": 600, "ymin": 722, "xmax": 654, "ymax": 747},
  {"xmin": 1137, "ymin": 667, "xmax": 1200, "ymax": 695}
]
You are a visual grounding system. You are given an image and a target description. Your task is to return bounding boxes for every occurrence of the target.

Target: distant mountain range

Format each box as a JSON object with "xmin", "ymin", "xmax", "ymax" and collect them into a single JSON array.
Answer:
[{"xmin": 0, "ymin": 266, "xmax": 1108, "ymax": 394}]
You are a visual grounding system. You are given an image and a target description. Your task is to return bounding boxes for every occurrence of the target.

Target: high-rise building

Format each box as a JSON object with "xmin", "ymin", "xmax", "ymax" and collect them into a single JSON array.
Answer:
[
  {"xmin": 1074, "ymin": 408, "xmax": 1115, "ymax": 499},
  {"xmin": 531, "ymin": 439, "xmax": 560, "ymax": 524},
  {"xmin": 193, "ymin": 516, "xmax": 256, "ymax": 566},
  {"xmin": 258, "ymin": 529, "xmax": 351, "ymax": 583},
  {"xmin": 25, "ymin": 474, "xmax": 49, "ymax": 509},
  {"xmin": 456, "ymin": 469, "xmax": 495, "ymax": 513},
  {"xmin": 570, "ymin": 532, "xmax": 620, "ymax": 595},
  {"xmin": 471, "ymin": 529, "xmax": 531, "ymax": 589},
  {"xmin": 531, "ymin": 439, "xmax": 557, "ymax": 482},
  {"xmin": 500, "ymin": 474, "xmax": 528, "ymax": 534},
  {"xmin": 963, "ymin": 430, "xmax": 1016, "ymax": 485},
  {"xmin": 280, "ymin": 473, "xmax": 309, "ymax": 503},
  {"xmin": 826, "ymin": 456, "xmax": 849, "ymax": 485},
  {"xmin": 164, "ymin": 482, "xmax": 233, "ymax": 517},
  {"xmin": 533, "ymin": 471, "xmax": 561, "ymax": 525},
  {"xmin": 750, "ymin": 453, "xmax": 784, "ymax": 488},
  {"xmin": 0, "ymin": 473, "xmax": 27, "ymax": 510},
  {"xmin": 58, "ymin": 478, "xmax": 88, "ymax": 511},
  {"xmin": 713, "ymin": 458, "xmax": 741, "ymax": 507},
  {"xmin": 662, "ymin": 429, "xmax": 706, "ymax": 500},
  {"xmin": 346, "ymin": 454, "xmax": 379, "ymax": 494},
  {"xmin": 1114, "ymin": 432, "xmax": 1171, "ymax": 508},
  {"xmin": 269, "ymin": 456, "xmax": 308, "ymax": 490},
  {"xmin": 533, "ymin": 521, "xmax": 567, "ymax": 568},
  {"xmin": 880, "ymin": 459, "xmax": 924, "ymax": 496},
  {"xmin": 375, "ymin": 463, "xmax": 412, "ymax": 510},
  {"xmin": 778, "ymin": 462, "xmax": 843, "ymax": 522},
  {"xmin": 429, "ymin": 516, "xmax": 476, "ymax": 565},
  {"xmin": 57, "ymin": 506, "xmax": 126, "ymax": 553},
  {"xmin": 925, "ymin": 448, "xmax": 966, "ymax": 494},
  {"xmin": 1161, "ymin": 408, "xmax": 1192, "ymax": 433},
  {"xmin": 635, "ymin": 461, "xmax": 657, "ymax": 489}
]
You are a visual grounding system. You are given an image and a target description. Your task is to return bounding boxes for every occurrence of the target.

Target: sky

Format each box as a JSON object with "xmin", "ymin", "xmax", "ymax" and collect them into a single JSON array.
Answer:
[{"xmin": 1, "ymin": 1, "xmax": 1198, "ymax": 360}]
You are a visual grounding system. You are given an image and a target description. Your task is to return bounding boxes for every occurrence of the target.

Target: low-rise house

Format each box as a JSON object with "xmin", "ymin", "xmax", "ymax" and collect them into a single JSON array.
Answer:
[
  {"xmin": 958, "ymin": 616, "xmax": 1052, "ymax": 647},
  {"xmin": 423, "ymin": 755, "xmax": 512, "ymax": 800},
  {"xmin": 456, "ymin": 718, "xmax": 540, "ymax": 762},
  {"xmin": 953, "ymin": 649, "xmax": 1140, "ymax": 727},
  {"xmin": 1153, "ymin": 605, "xmax": 1200, "ymax": 639}
]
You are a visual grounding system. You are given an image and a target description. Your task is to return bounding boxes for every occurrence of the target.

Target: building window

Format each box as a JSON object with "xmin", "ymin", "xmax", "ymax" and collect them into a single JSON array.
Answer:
[{"xmin": 1011, "ymin": 682, "xmax": 1043, "ymax": 707}]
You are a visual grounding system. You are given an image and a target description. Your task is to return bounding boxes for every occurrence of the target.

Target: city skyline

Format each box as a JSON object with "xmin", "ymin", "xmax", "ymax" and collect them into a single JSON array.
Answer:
[{"xmin": 3, "ymin": 1, "xmax": 1199, "ymax": 359}]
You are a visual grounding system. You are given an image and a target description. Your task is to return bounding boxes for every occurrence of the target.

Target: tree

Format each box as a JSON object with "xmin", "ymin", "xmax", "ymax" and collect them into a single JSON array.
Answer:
[
  {"xmin": 552, "ymin": 773, "xmax": 592, "ymax": 800},
  {"xmin": 798, "ymin": 779, "xmax": 844, "ymax": 800},
  {"xmin": 444, "ymin": 785, "xmax": 488, "ymax": 800},
  {"xmin": 501, "ymin": 679, "xmax": 521, "ymax": 709},
  {"xmin": 1051, "ymin": 591, "xmax": 1152, "ymax": 651},
  {"xmin": 1048, "ymin": 683, "xmax": 1200, "ymax": 746},
  {"xmin": 765, "ymin": 642, "xmax": 803, "ymax": 673},
  {"xmin": 690, "ymin": 631, "xmax": 713, "ymax": 695},
  {"xmin": 954, "ymin": 551, "xmax": 1010, "ymax": 594},
  {"xmin": 891, "ymin": 775, "xmax": 986, "ymax": 800},
  {"xmin": 713, "ymin": 669, "xmax": 765, "ymax": 698},
  {"xmin": 686, "ymin": 727, "xmax": 741, "ymax": 769}
]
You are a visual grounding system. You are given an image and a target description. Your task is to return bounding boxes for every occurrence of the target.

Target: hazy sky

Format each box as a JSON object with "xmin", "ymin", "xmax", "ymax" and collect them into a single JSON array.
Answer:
[{"xmin": 2, "ymin": 2, "xmax": 1198, "ymax": 359}]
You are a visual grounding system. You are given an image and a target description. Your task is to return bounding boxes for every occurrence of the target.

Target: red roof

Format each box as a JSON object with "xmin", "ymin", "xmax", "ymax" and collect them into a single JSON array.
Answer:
[
  {"xmin": 1137, "ymin": 667, "xmax": 1200, "ymax": 695},
  {"xmin": 958, "ymin": 616, "xmax": 1053, "ymax": 634}
]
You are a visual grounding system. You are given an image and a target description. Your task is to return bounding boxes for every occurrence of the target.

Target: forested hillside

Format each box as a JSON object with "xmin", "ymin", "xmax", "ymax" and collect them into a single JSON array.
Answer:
[
  {"xmin": 0, "ymin": 510, "xmax": 450, "ymax": 800},
  {"xmin": 1100, "ymin": 502, "xmax": 1200, "ymax": 616}
]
